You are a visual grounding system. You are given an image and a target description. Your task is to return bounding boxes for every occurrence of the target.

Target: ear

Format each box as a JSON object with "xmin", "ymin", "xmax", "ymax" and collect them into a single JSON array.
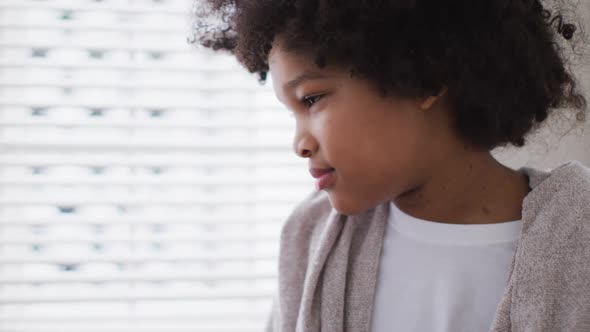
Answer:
[{"xmin": 418, "ymin": 86, "xmax": 448, "ymax": 110}]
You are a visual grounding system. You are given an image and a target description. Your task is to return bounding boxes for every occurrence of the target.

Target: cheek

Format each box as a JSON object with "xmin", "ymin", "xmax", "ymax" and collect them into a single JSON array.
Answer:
[
  {"xmin": 315, "ymin": 115, "xmax": 364, "ymax": 162},
  {"xmin": 332, "ymin": 119, "xmax": 421, "ymax": 186},
  {"xmin": 315, "ymin": 98, "xmax": 423, "ymax": 171}
]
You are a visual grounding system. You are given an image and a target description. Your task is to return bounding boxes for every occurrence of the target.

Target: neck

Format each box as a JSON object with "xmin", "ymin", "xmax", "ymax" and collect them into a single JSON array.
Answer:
[{"xmin": 392, "ymin": 151, "xmax": 531, "ymax": 225}]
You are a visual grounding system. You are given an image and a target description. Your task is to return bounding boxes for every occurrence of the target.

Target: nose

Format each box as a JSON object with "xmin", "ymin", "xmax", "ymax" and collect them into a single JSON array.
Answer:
[{"xmin": 293, "ymin": 131, "xmax": 318, "ymax": 159}]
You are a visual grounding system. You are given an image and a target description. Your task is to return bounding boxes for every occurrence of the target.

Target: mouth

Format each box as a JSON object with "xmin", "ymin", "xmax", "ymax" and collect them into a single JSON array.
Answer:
[{"xmin": 309, "ymin": 168, "xmax": 335, "ymax": 190}]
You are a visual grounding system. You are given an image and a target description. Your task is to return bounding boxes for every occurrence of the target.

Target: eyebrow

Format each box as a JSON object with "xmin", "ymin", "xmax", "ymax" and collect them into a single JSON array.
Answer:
[{"xmin": 284, "ymin": 71, "xmax": 333, "ymax": 90}]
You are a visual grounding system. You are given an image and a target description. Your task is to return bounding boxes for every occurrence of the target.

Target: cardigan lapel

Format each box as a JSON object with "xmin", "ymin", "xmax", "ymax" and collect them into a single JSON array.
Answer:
[{"xmin": 295, "ymin": 202, "xmax": 389, "ymax": 331}]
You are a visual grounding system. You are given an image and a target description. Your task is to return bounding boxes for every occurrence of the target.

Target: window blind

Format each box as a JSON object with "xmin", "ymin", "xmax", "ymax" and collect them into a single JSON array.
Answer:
[{"xmin": 0, "ymin": 1, "xmax": 313, "ymax": 331}]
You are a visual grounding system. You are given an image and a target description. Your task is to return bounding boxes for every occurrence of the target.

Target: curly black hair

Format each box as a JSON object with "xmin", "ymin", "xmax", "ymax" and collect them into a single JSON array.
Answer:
[{"xmin": 191, "ymin": 0, "xmax": 587, "ymax": 150}]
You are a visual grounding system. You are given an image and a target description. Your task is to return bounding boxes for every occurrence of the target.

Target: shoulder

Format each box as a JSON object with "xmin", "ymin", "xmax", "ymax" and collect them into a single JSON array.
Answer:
[
  {"xmin": 550, "ymin": 160, "xmax": 590, "ymax": 189},
  {"xmin": 522, "ymin": 160, "xmax": 590, "ymax": 214},
  {"xmin": 549, "ymin": 160, "xmax": 590, "ymax": 226},
  {"xmin": 510, "ymin": 161, "xmax": 590, "ymax": 328},
  {"xmin": 520, "ymin": 160, "xmax": 590, "ymax": 247}
]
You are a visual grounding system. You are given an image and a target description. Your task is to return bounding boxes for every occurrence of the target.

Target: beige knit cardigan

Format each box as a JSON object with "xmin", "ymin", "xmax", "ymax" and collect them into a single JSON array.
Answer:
[{"xmin": 265, "ymin": 160, "xmax": 590, "ymax": 332}]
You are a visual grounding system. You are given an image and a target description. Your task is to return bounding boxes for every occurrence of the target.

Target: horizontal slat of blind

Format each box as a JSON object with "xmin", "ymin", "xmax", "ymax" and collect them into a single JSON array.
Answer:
[
  {"xmin": 0, "ymin": 1, "xmax": 188, "ymax": 14},
  {"xmin": 0, "ymin": 22, "xmax": 187, "ymax": 33},
  {"xmin": 0, "ymin": 253, "xmax": 277, "ymax": 265},
  {"xmin": 0, "ymin": 59, "xmax": 231, "ymax": 72},
  {"xmin": 0, "ymin": 1, "xmax": 304, "ymax": 330},
  {"xmin": 0, "ymin": 216, "xmax": 282, "ymax": 226},
  {"xmin": 0, "ymin": 153, "xmax": 291, "ymax": 163},
  {"xmin": 0, "ymin": 42, "xmax": 193, "ymax": 52},
  {"xmin": 0, "ymin": 119, "xmax": 290, "ymax": 128},
  {"xmin": 0, "ymin": 196, "xmax": 301, "ymax": 205},
  {"xmin": 0, "ymin": 139, "xmax": 291, "ymax": 150},
  {"xmin": 0, "ymin": 99, "xmax": 276, "ymax": 109},
  {"xmin": 0, "ymin": 176, "xmax": 306, "ymax": 185},
  {"xmin": 0, "ymin": 312, "xmax": 267, "ymax": 323},
  {"xmin": 1, "ymin": 234, "xmax": 278, "ymax": 244},
  {"xmin": 0, "ymin": 271, "xmax": 276, "ymax": 284},
  {"xmin": 0, "ymin": 327, "xmax": 260, "ymax": 332},
  {"xmin": 0, "ymin": 78, "xmax": 268, "ymax": 90},
  {"xmin": 0, "ymin": 289, "xmax": 275, "ymax": 304}
]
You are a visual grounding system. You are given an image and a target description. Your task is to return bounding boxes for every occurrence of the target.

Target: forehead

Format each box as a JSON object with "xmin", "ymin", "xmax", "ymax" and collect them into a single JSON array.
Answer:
[
  {"xmin": 268, "ymin": 42, "xmax": 343, "ymax": 97},
  {"xmin": 268, "ymin": 43, "xmax": 317, "ymax": 82}
]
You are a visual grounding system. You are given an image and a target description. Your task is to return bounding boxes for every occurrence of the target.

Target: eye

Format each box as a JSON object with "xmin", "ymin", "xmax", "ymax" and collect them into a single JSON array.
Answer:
[{"xmin": 301, "ymin": 94, "xmax": 323, "ymax": 108}]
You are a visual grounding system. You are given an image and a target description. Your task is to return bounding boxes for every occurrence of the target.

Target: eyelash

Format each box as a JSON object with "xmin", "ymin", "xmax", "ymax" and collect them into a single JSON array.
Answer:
[
  {"xmin": 301, "ymin": 94, "xmax": 323, "ymax": 109},
  {"xmin": 287, "ymin": 94, "xmax": 324, "ymax": 117}
]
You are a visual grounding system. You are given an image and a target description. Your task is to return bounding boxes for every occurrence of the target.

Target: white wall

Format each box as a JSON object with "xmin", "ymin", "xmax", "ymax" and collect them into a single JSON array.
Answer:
[{"xmin": 493, "ymin": 1, "xmax": 590, "ymax": 170}]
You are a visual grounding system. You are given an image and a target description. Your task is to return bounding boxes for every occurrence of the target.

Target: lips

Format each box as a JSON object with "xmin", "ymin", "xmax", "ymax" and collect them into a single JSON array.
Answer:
[
  {"xmin": 309, "ymin": 167, "xmax": 335, "ymax": 190},
  {"xmin": 309, "ymin": 168, "xmax": 335, "ymax": 178}
]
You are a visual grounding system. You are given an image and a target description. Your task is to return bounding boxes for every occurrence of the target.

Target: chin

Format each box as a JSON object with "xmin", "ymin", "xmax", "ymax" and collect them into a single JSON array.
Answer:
[{"xmin": 326, "ymin": 191, "xmax": 375, "ymax": 216}]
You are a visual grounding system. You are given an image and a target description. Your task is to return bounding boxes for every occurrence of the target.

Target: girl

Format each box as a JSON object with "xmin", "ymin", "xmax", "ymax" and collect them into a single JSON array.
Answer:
[{"xmin": 193, "ymin": 0, "xmax": 590, "ymax": 331}]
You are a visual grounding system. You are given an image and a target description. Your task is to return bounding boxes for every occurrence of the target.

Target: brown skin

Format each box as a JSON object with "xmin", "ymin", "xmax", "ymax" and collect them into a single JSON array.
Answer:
[{"xmin": 268, "ymin": 38, "xmax": 531, "ymax": 224}]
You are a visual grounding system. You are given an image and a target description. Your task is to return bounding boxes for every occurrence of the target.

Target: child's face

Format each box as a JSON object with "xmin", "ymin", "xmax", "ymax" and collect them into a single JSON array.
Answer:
[{"xmin": 268, "ymin": 40, "xmax": 456, "ymax": 216}]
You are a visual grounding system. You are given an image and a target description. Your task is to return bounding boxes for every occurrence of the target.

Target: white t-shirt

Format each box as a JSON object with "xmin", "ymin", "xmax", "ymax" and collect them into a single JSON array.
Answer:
[{"xmin": 370, "ymin": 201, "xmax": 522, "ymax": 332}]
